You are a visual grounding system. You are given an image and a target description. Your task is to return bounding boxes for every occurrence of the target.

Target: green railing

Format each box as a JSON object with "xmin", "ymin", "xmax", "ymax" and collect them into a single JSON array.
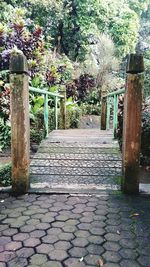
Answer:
[
  {"xmin": 29, "ymin": 86, "xmax": 64, "ymax": 137},
  {"xmin": 0, "ymin": 70, "xmax": 66, "ymax": 137},
  {"xmin": 101, "ymin": 88, "xmax": 125, "ymax": 137}
]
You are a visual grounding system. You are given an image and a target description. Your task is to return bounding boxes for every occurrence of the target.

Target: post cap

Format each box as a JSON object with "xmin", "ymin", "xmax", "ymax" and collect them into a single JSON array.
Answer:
[
  {"xmin": 126, "ymin": 54, "xmax": 144, "ymax": 74},
  {"xmin": 10, "ymin": 52, "xmax": 29, "ymax": 75}
]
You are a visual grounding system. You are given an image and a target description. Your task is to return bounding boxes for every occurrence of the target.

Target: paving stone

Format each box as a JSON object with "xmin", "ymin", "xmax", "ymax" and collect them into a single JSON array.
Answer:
[
  {"xmin": 72, "ymin": 238, "xmax": 89, "ymax": 247},
  {"xmin": 0, "ymin": 246, "xmax": 4, "ymax": 253},
  {"xmin": 88, "ymin": 235, "xmax": 104, "ymax": 245},
  {"xmin": 36, "ymin": 243, "xmax": 54, "ymax": 254},
  {"xmin": 64, "ymin": 258, "xmax": 86, "ymax": 267},
  {"xmin": 63, "ymin": 225, "xmax": 77, "ymax": 233},
  {"xmin": 26, "ymin": 219, "xmax": 40, "ymax": 225},
  {"xmin": 66, "ymin": 219, "xmax": 79, "ymax": 226},
  {"xmin": 86, "ymin": 244, "xmax": 104, "ymax": 255},
  {"xmin": 2, "ymin": 228, "xmax": 18, "ymax": 236},
  {"xmin": 16, "ymin": 247, "xmax": 34, "ymax": 258},
  {"xmin": 47, "ymin": 228, "xmax": 62, "ymax": 235},
  {"xmin": 55, "ymin": 215, "xmax": 69, "ymax": 222},
  {"xmin": 5, "ymin": 241, "xmax": 22, "ymax": 251},
  {"xmin": 0, "ymin": 251, "xmax": 16, "ymax": 262},
  {"xmin": 89, "ymin": 227, "xmax": 105, "ymax": 235},
  {"xmin": 59, "ymin": 232, "xmax": 75, "ymax": 241},
  {"xmin": 119, "ymin": 248, "xmax": 138, "ymax": 259},
  {"xmin": 77, "ymin": 223, "xmax": 91, "ymax": 230},
  {"xmin": 30, "ymin": 254, "xmax": 48, "ymax": 265},
  {"xmin": 103, "ymin": 264, "xmax": 120, "ymax": 267},
  {"xmin": 35, "ymin": 223, "xmax": 50, "ymax": 230},
  {"xmin": 103, "ymin": 242, "xmax": 121, "ymax": 252},
  {"xmin": 120, "ymin": 260, "xmax": 141, "ymax": 267},
  {"xmin": 106, "ymin": 219, "xmax": 121, "ymax": 226},
  {"xmin": 74, "ymin": 230, "xmax": 90, "ymax": 238},
  {"xmin": 68, "ymin": 247, "xmax": 88, "ymax": 258},
  {"xmin": 105, "ymin": 233, "xmax": 121, "ymax": 242},
  {"xmin": 30, "ymin": 230, "xmax": 46, "ymax": 238},
  {"xmin": 79, "ymin": 217, "xmax": 93, "ymax": 223},
  {"xmin": 7, "ymin": 257, "xmax": 28, "ymax": 267},
  {"xmin": 51, "ymin": 221, "xmax": 65, "ymax": 228},
  {"xmin": 137, "ymin": 246, "xmax": 150, "ymax": 256},
  {"xmin": 84, "ymin": 254, "xmax": 101, "ymax": 265},
  {"xmin": 42, "ymin": 235, "xmax": 59, "ymax": 244},
  {"xmin": 20, "ymin": 225, "xmax": 35, "ymax": 233},
  {"xmin": 102, "ymin": 251, "xmax": 121, "ymax": 263},
  {"xmin": 13, "ymin": 233, "xmax": 29, "ymax": 241},
  {"xmin": 105, "ymin": 225, "xmax": 120, "ymax": 233},
  {"xmin": 23, "ymin": 237, "xmax": 41, "ymax": 247},
  {"xmin": 49, "ymin": 249, "xmax": 68, "ymax": 261},
  {"xmin": 41, "ymin": 216, "xmax": 55, "ymax": 223},
  {"xmin": 91, "ymin": 221, "xmax": 106, "ymax": 228},
  {"xmin": 119, "ymin": 238, "xmax": 137, "ymax": 249},
  {"xmin": 42, "ymin": 262, "xmax": 63, "ymax": 267},
  {"xmin": 137, "ymin": 255, "xmax": 150, "ymax": 267},
  {"xmin": 0, "ymin": 236, "xmax": 11, "ymax": 246},
  {"xmin": 54, "ymin": 241, "xmax": 72, "ymax": 250}
]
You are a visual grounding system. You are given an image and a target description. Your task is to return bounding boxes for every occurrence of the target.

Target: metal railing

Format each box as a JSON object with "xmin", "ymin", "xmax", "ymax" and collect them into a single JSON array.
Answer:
[
  {"xmin": 101, "ymin": 88, "xmax": 125, "ymax": 137},
  {"xmin": 29, "ymin": 86, "xmax": 65, "ymax": 137},
  {"xmin": 0, "ymin": 70, "xmax": 65, "ymax": 138}
]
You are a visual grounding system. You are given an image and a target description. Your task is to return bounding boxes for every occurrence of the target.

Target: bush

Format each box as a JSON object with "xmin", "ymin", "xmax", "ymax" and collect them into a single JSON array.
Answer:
[
  {"xmin": 66, "ymin": 107, "xmax": 82, "ymax": 129},
  {"xmin": 117, "ymin": 96, "xmax": 150, "ymax": 166},
  {"xmin": 0, "ymin": 163, "xmax": 11, "ymax": 187},
  {"xmin": 0, "ymin": 119, "xmax": 11, "ymax": 149}
]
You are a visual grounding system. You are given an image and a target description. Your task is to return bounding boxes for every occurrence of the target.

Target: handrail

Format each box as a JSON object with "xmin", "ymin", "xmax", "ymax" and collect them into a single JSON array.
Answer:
[
  {"xmin": 101, "ymin": 88, "xmax": 125, "ymax": 138},
  {"xmin": 29, "ymin": 86, "xmax": 64, "ymax": 98},
  {"xmin": 102, "ymin": 88, "xmax": 125, "ymax": 98},
  {"xmin": 29, "ymin": 86, "xmax": 65, "ymax": 137}
]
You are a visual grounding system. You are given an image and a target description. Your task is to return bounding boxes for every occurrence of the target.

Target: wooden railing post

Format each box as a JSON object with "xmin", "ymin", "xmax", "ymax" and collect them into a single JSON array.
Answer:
[
  {"xmin": 59, "ymin": 86, "xmax": 66, "ymax": 129},
  {"xmin": 122, "ymin": 54, "xmax": 144, "ymax": 194},
  {"xmin": 10, "ymin": 52, "xmax": 30, "ymax": 195},
  {"xmin": 101, "ymin": 97, "xmax": 107, "ymax": 130}
]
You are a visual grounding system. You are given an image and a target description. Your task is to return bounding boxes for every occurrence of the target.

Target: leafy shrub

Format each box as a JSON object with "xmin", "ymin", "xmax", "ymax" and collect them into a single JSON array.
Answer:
[
  {"xmin": 0, "ymin": 119, "xmax": 11, "ymax": 149},
  {"xmin": 117, "ymin": 96, "xmax": 150, "ymax": 166},
  {"xmin": 66, "ymin": 107, "xmax": 82, "ymax": 129},
  {"xmin": 66, "ymin": 74, "xmax": 96, "ymax": 102},
  {"xmin": 80, "ymin": 103, "xmax": 101, "ymax": 116},
  {"xmin": 0, "ymin": 163, "xmax": 12, "ymax": 187}
]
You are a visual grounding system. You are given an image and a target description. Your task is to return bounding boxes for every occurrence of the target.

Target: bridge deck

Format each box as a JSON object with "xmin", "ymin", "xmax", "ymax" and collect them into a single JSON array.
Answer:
[{"xmin": 30, "ymin": 129, "xmax": 122, "ymax": 193}]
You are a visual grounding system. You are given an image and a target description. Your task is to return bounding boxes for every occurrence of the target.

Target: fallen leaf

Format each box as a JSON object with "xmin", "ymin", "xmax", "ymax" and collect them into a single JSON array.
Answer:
[
  {"xmin": 117, "ymin": 230, "xmax": 120, "ymax": 235},
  {"xmin": 130, "ymin": 213, "xmax": 140, "ymax": 217},
  {"xmin": 97, "ymin": 258, "xmax": 104, "ymax": 267},
  {"xmin": 79, "ymin": 257, "xmax": 84, "ymax": 262},
  {"xmin": 0, "ymin": 200, "xmax": 4, "ymax": 203}
]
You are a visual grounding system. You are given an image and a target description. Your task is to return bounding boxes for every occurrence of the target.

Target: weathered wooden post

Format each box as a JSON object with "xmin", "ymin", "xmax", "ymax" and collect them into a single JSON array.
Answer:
[
  {"xmin": 59, "ymin": 86, "xmax": 66, "ymax": 129},
  {"xmin": 10, "ymin": 52, "xmax": 30, "ymax": 195},
  {"xmin": 122, "ymin": 54, "xmax": 144, "ymax": 194},
  {"xmin": 101, "ymin": 97, "xmax": 107, "ymax": 130}
]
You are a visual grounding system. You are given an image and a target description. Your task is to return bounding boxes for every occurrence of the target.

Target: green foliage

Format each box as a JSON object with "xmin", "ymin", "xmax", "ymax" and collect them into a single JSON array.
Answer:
[
  {"xmin": 0, "ymin": 163, "xmax": 12, "ymax": 187},
  {"xmin": 0, "ymin": 119, "xmax": 11, "ymax": 149},
  {"xmin": 65, "ymin": 98, "xmax": 82, "ymax": 128}
]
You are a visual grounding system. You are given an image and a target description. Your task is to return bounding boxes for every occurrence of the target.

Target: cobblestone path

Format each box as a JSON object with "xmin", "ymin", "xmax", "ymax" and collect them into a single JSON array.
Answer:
[
  {"xmin": 0, "ymin": 193, "xmax": 150, "ymax": 267},
  {"xmin": 30, "ymin": 129, "xmax": 122, "ymax": 193}
]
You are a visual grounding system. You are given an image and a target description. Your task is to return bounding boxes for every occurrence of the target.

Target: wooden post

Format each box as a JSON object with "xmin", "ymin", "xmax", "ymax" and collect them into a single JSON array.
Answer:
[
  {"xmin": 122, "ymin": 54, "xmax": 144, "ymax": 194},
  {"xmin": 59, "ymin": 86, "xmax": 66, "ymax": 129},
  {"xmin": 10, "ymin": 52, "xmax": 30, "ymax": 195},
  {"xmin": 101, "ymin": 97, "xmax": 107, "ymax": 130}
]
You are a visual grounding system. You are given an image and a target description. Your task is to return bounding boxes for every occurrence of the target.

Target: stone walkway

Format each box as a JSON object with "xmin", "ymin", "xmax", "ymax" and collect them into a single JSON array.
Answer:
[
  {"xmin": 0, "ymin": 192, "xmax": 150, "ymax": 267},
  {"xmin": 30, "ymin": 129, "xmax": 121, "ymax": 193}
]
